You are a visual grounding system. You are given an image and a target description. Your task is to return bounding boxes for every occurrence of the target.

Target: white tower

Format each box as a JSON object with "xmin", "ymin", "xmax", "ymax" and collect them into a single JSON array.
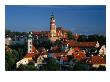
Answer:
[{"xmin": 28, "ymin": 32, "xmax": 33, "ymax": 53}]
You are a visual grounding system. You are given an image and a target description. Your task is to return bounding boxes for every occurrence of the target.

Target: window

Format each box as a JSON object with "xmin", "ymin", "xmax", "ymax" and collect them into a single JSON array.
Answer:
[
  {"xmin": 30, "ymin": 42, "xmax": 32, "ymax": 44},
  {"xmin": 30, "ymin": 50, "xmax": 32, "ymax": 52}
]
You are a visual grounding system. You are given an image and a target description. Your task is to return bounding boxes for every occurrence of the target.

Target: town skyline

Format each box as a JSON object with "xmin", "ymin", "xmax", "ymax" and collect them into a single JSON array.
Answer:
[
  {"xmin": 5, "ymin": 5, "xmax": 106, "ymax": 71},
  {"xmin": 5, "ymin": 5, "xmax": 106, "ymax": 35}
]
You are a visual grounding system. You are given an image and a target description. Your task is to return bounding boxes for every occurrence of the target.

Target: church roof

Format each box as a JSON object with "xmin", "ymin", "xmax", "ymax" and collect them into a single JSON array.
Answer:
[{"xmin": 24, "ymin": 44, "xmax": 37, "ymax": 58}]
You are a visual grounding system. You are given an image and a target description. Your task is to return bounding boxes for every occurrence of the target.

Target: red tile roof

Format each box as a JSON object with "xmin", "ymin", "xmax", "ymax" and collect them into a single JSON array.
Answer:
[
  {"xmin": 24, "ymin": 44, "xmax": 37, "ymax": 58},
  {"xmin": 89, "ymin": 56, "xmax": 106, "ymax": 64},
  {"xmin": 54, "ymin": 52, "xmax": 67, "ymax": 58},
  {"xmin": 24, "ymin": 53, "xmax": 36, "ymax": 58},
  {"xmin": 54, "ymin": 52, "xmax": 68, "ymax": 61},
  {"xmin": 63, "ymin": 41, "xmax": 96, "ymax": 47},
  {"xmin": 51, "ymin": 46, "xmax": 60, "ymax": 51},
  {"xmin": 72, "ymin": 51, "xmax": 86, "ymax": 60},
  {"xmin": 73, "ymin": 47, "xmax": 80, "ymax": 51}
]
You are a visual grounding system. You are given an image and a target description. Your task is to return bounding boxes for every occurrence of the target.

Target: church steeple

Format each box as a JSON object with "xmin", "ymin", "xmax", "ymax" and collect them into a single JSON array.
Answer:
[{"xmin": 50, "ymin": 12, "xmax": 57, "ymax": 37}]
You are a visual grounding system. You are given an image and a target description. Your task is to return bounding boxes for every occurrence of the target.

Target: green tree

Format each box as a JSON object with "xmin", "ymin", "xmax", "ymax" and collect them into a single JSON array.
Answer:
[
  {"xmin": 87, "ymin": 34, "xmax": 106, "ymax": 45},
  {"xmin": 10, "ymin": 43, "xmax": 27, "ymax": 60},
  {"xmin": 17, "ymin": 64, "xmax": 26, "ymax": 71},
  {"xmin": 54, "ymin": 39, "xmax": 62, "ymax": 46},
  {"xmin": 5, "ymin": 49, "xmax": 23, "ymax": 71},
  {"xmin": 40, "ymin": 57, "xmax": 60, "ymax": 71},
  {"xmin": 97, "ymin": 65, "xmax": 106, "ymax": 71},
  {"xmin": 78, "ymin": 35, "xmax": 87, "ymax": 42},
  {"xmin": 43, "ymin": 39, "xmax": 52, "ymax": 49},
  {"xmin": 5, "ymin": 51, "xmax": 16, "ymax": 71},
  {"xmin": 17, "ymin": 61, "xmax": 37, "ymax": 71},
  {"xmin": 12, "ymin": 49, "xmax": 19, "ymax": 62},
  {"xmin": 34, "ymin": 38, "xmax": 52, "ymax": 49},
  {"xmin": 73, "ymin": 62, "xmax": 90, "ymax": 71},
  {"xmin": 67, "ymin": 31, "xmax": 74, "ymax": 40}
]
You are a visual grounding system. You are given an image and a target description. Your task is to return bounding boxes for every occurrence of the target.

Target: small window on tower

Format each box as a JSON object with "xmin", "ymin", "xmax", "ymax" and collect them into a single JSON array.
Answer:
[
  {"xmin": 30, "ymin": 42, "xmax": 31, "ymax": 44},
  {"xmin": 30, "ymin": 46, "xmax": 31, "ymax": 48},
  {"xmin": 30, "ymin": 50, "xmax": 32, "ymax": 52}
]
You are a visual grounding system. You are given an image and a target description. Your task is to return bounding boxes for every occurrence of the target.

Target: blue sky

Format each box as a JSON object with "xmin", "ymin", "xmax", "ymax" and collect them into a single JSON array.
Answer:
[{"xmin": 5, "ymin": 5, "xmax": 106, "ymax": 35}]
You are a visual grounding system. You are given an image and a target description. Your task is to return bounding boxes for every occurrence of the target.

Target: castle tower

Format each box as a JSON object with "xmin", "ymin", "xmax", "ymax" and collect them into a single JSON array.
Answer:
[
  {"xmin": 27, "ymin": 32, "xmax": 33, "ymax": 53},
  {"xmin": 50, "ymin": 13, "xmax": 57, "ymax": 37}
]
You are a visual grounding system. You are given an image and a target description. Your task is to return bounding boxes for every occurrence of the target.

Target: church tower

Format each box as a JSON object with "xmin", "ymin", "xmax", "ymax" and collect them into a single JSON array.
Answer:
[
  {"xmin": 50, "ymin": 13, "xmax": 57, "ymax": 37},
  {"xmin": 27, "ymin": 32, "xmax": 33, "ymax": 53}
]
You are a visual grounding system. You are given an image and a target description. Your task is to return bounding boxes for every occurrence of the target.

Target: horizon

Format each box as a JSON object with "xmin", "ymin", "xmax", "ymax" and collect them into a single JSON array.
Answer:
[{"xmin": 5, "ymin": 5, "xmax": 106, "ymax": 35}]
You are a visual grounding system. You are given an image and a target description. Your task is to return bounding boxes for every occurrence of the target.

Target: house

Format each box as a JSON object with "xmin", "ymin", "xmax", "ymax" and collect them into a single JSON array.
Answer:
[
  {"xmin": 16, "ymin": 58, "xmax": 29, "ymax": 68},
  {"xmin": 36, "ymin": 55, "xmax": 45, "ymax": 65},
  {"xmin": 71, "ymin": 47, "xmax": 86, "ymax": 60},
  {"xmin": 88, "ymin": 55, "xmax": 106, "ymax": 68}
]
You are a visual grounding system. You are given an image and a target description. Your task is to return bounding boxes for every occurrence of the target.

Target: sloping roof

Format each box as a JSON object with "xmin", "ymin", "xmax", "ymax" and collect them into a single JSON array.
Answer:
[
  {"xmin": 72, "ymin": 51, "xmax": 86, "ymax": 60},
  {"xmin": 73, "ymin": 47, "xmax": 80, "ymax": 51},
  {"xmin": 24, "ymin": 53, "xmax": 36, "ymax": 58},
  {"xmin": 24, "ymin": 45, "xmax": 37, "ymax": 58},
  {"xmin": 54, "ymin": 52, "xmax": 67, "ymax": 58},
  {"xmin": 89, "ymin": 56, "xmax": 106, "ymax": 64},
  {"xmin": 63, "ymin": 41, "xmax": 96, "ymax": 47}
]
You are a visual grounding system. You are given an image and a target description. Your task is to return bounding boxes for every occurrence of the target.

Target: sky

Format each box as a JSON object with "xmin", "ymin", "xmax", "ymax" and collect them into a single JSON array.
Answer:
[{"xmin": 5, "ymin": 5, "xmax": 106, "ymax": 35}]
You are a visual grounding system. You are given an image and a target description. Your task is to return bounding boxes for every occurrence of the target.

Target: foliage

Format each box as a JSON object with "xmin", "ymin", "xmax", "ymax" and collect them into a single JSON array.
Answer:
[
  {"xmin": 5, "ymin": 48, "xmax": 25, "ymax": 71},
  {"xmin": 5, "ymin": 51, "xmax": 16, "ymax": 71},
  {"xmin": 78, "ymin": 34, "xmax": 106, "ymax": 45},
  {"xmin": 73, "ymin": 62, "xmax": 91, "ymax": 71},
  {"xmin": 39, "ymin": 57, "xmax": 60, "ymax": 71},
  {"xmin": 97, "ymin": 65, "xmax": 106, "ymax": 71},
  {"xmin": 9, "ymin": 43, "xmax": 27, "ymax": 58},
  {"xmin": 67, "ymin": 31, "xmax": 74, "ymax": 40},
  {"xmin": 34, "ymin": 38, "xmax": 52, "ymax": 49},
  {"xmin": 78, "ymin": 35, "xmax": 88, "ymax": 42},
  {"xmin": 54, "ymin": 39, "xmax": 62, "ymax": 46}
]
